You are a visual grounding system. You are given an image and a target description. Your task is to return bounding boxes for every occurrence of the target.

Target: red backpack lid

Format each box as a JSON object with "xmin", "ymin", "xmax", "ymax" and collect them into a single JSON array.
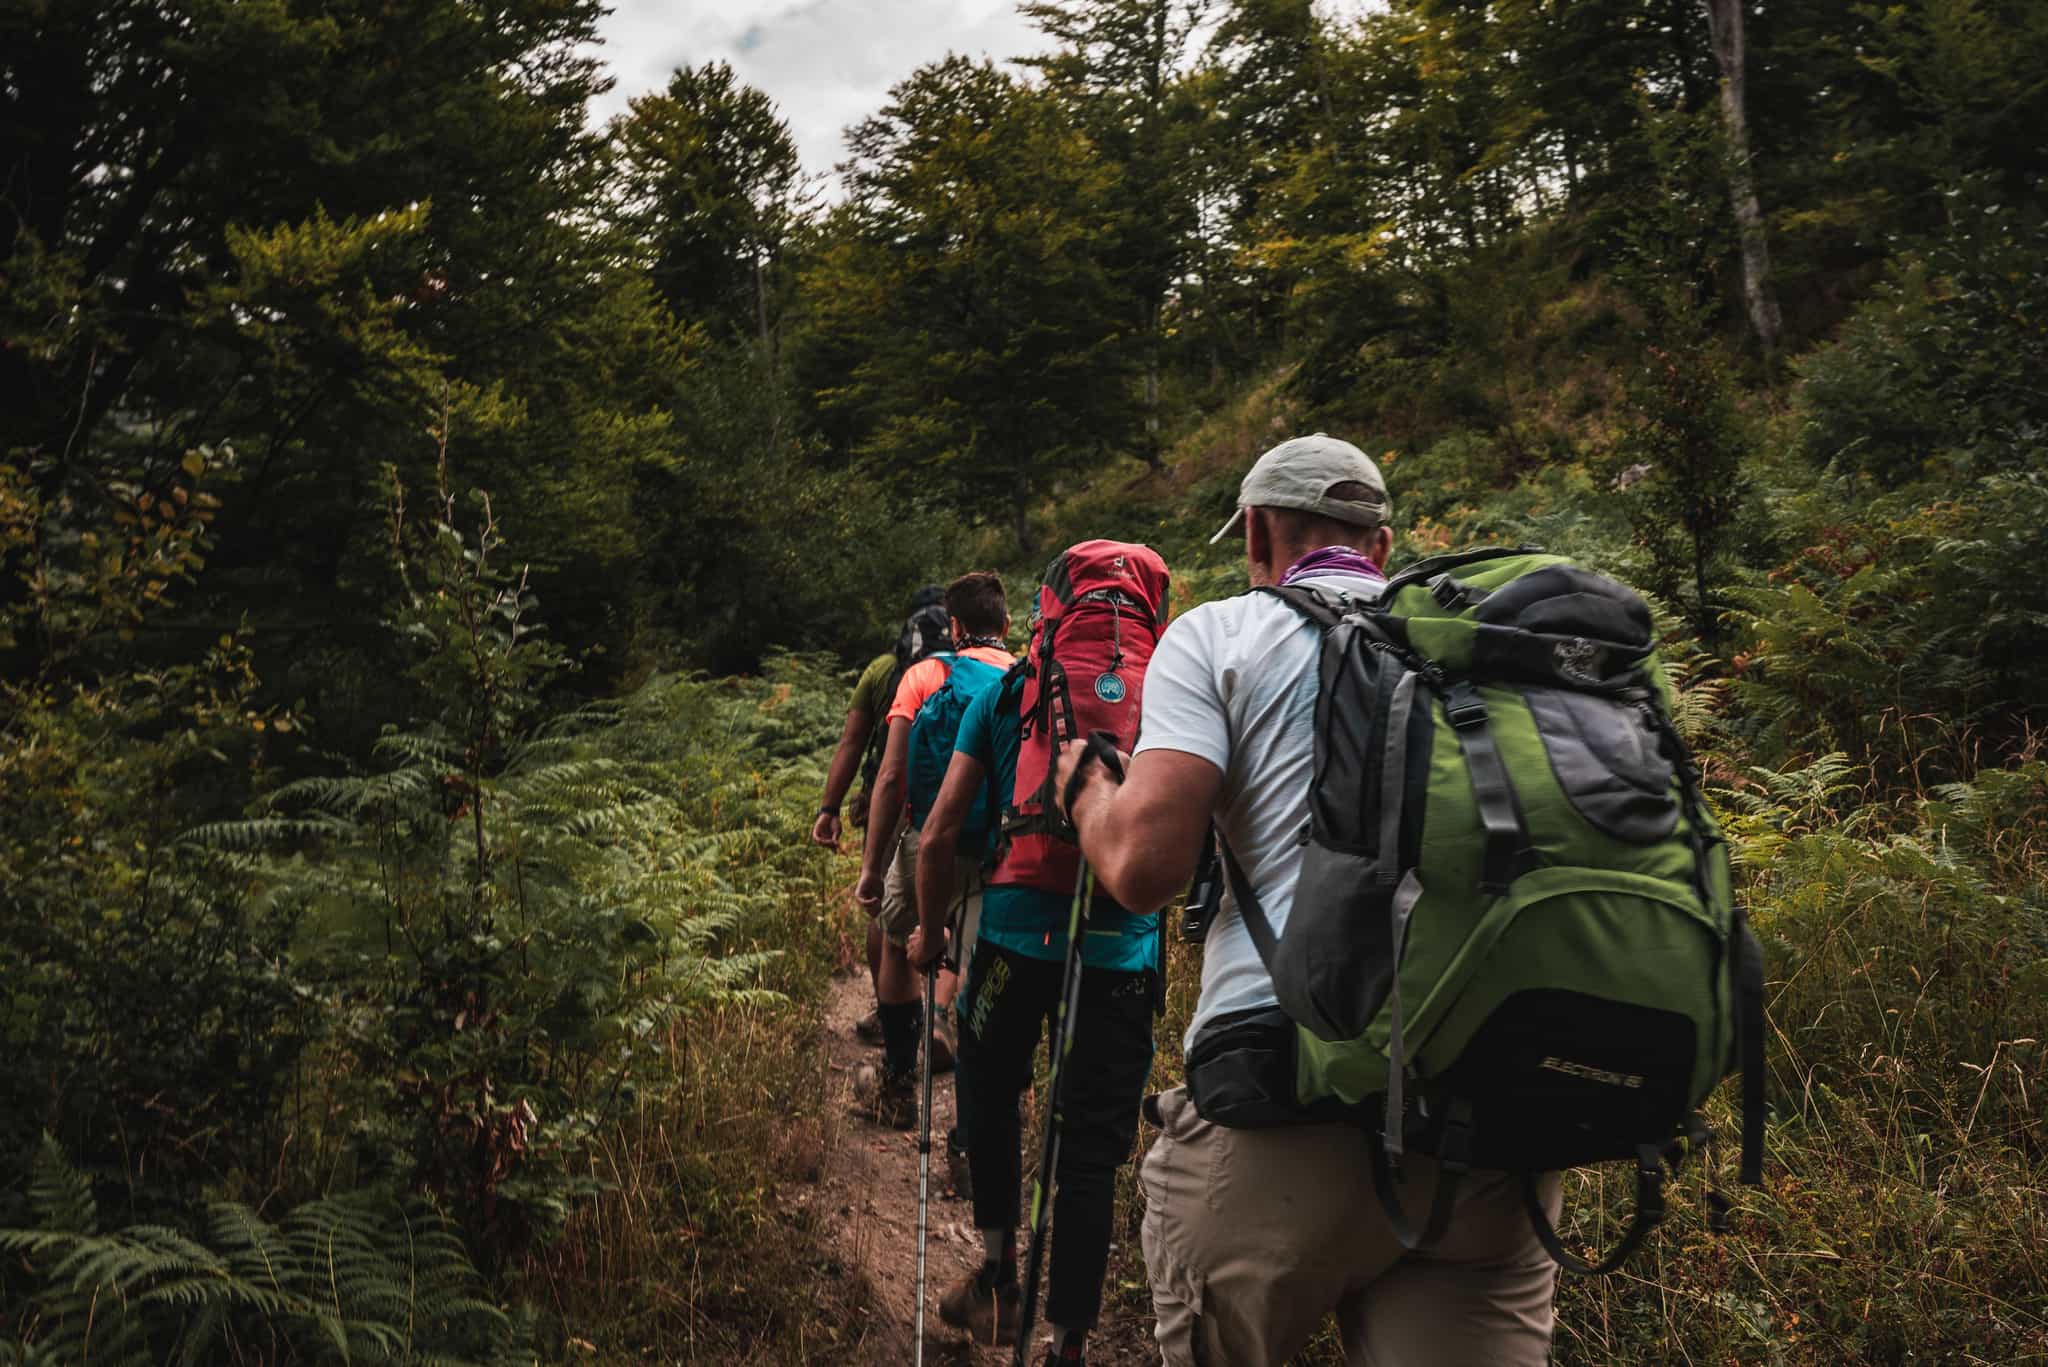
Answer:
[{"xmin": 1031, "ymin": 540, "xmax": 1170, "ymax": 638}]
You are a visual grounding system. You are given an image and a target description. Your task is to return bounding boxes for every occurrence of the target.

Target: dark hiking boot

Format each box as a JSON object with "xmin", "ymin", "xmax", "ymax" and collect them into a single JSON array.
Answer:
[
  {"xmin": 851, "ymin": 1063, "xmax": 916, "ymax": 1129},
  {"xmin": 854, "ymin": 1007, "xmax": 883, "ymax": 1045},
  {"xmin": 1040, "ymin": 1331, "xmax": 1086, "ymax": 1365},
  {"xmin": 946, "ymin": 1131, "xmax": 972, "ymax": 1202},
  {"xmin": 938, "ymin": 1266, "xmax": 1019, "ymax": 1346}
]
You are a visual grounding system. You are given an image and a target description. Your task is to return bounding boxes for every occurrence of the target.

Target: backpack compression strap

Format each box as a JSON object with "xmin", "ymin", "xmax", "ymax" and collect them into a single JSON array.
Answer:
[
  {"xmin": 1519, "ymin": 1147, "xmax": 1667, "ymax": 1276},
  {"xmin": 1645, "ymin": 705, "xmax": 1768, "ymax": 1189}
]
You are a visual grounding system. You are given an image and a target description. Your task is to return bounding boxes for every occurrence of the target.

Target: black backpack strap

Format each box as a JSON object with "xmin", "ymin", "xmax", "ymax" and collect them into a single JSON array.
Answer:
[
  {"xmin": 1365, "ymin": 1096, "xmax": 1474, "ymax": 1254},
  {"xmin": 1521, "ymin": 1145, "xmax": 1668, "ymax": 1276},
  {"xmin": 1255, "ymin": 581, "xmax": 1347, "ymax": 627},
  {"xmin": 1216, "ymin": 835, "xmax": 1280, "ymax": 969},
  {"xmin": 1441, "ymin": 680, "xmax": 1528, "ymax": 896},
  {"xmin": 1648, "ymin": 701, "xmax": 1768, "ymax": 1189}
]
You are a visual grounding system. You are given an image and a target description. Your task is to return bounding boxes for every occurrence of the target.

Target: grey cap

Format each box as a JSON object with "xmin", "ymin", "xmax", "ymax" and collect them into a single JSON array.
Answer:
[{"xmin": 1209, "ymin": 432, "xmax": 1391, "ymax": 545}]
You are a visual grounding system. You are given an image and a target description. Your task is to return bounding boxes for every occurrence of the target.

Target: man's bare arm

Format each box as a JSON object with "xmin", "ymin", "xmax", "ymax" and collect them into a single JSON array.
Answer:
[
  {"xmin": 1063, "ymin": 745, "xmax": 1223, "ymax": 916},
  {"xmin": 813, "ymin": 705, "xmax": 875, "ymax": 847},
  {"xmin": 855, "ymin": 718, "xmax": 913, "ymax": 906},
  {"xmin": 912, "ymin": 750, "xmax": 987, "ymax": 966}
]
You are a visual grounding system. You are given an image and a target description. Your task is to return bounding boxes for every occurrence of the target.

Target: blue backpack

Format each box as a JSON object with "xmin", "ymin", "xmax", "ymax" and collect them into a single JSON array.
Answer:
[{"xmin": 907, "ymin": 653, "xmax": 1008, "ymax": 847}]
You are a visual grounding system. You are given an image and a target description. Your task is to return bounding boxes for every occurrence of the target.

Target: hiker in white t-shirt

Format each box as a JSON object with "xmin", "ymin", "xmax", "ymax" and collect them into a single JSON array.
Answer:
[{"xmin": 1053, "ymin": 434, "xmax": 1561, "ymax": 1366}]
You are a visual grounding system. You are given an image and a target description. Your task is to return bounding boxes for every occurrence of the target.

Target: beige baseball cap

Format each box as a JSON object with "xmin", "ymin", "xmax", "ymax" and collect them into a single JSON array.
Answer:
[{"xmin": 1208, "ymin": 432, "xmax": 1391, "ymax": 545}]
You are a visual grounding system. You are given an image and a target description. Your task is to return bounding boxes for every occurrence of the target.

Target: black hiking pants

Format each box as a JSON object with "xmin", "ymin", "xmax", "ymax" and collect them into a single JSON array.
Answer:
[{"xmin": 955, "ymin": 939, "xmax": 1154, "ymax": 1331}]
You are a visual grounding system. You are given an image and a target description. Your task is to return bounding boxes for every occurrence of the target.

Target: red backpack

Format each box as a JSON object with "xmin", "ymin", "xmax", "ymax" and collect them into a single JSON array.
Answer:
[{"xmin": 992, "ymin": 540, "xmax": 1171, "ymax": 892}]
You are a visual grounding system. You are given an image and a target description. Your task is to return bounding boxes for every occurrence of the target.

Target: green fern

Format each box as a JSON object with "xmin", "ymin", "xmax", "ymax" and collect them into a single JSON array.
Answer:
[{"xmin": 0, "ymin": 1144, "xmax": 514, "ymax": 1365}]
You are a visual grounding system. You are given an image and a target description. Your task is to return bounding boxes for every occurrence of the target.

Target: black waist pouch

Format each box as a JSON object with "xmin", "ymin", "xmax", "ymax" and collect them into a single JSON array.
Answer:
[{"xmin": 1185, "ymin": 1006, "xmax": 1346, "ymax": 1129}]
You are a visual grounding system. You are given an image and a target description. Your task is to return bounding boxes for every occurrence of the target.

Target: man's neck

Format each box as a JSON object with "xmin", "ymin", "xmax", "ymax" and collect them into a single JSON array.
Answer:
[{"xmin": 1252, "ymin": 539, "xmax": 1376, "ymax": 587}]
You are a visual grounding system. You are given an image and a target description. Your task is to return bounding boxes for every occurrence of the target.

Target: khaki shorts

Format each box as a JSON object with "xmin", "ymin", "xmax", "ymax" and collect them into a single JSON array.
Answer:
[
  {"xmin": 879, "ymin": 824, "xmax": 983, "ymax": 955},
  {"xmin": 1140, "ymin": 1085, "xmax": 1561, "ymax": 1366}
]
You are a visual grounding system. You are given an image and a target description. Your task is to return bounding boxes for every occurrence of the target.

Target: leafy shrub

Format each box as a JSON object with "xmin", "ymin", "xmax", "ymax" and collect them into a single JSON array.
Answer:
[
  {"xmin": 196, "ymin": 460, "xmax": 794, "ymax": 1269},
  {"xmin": 1797, "ymin": 183, "xmax": 2048, "ymax": 485},
  {"xmin": 1602, "ymin": 330, "xmax": 1752, "ymax": 642},
  {"xmin": 0, "ymin": 453, "xmax": 313, "ymax": 1219}
]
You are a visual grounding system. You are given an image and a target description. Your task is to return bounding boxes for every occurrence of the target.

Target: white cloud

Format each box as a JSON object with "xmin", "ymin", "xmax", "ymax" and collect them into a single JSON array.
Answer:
[{"xmin": 587, "ymin": 0, "xmax": 1045, "ymax": 182}]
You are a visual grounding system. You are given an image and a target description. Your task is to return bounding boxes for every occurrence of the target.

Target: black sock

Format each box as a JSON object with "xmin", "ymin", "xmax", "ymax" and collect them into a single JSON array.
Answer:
[{"xmin": 878, "ymin": 999, "xmax": 921, "ymax": 1076}]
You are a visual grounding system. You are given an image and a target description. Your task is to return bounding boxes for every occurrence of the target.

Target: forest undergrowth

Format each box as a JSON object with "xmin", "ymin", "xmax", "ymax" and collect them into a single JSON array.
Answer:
[{"xmin": 8, "ymin": 0, "xmax": 2048, "ymax": 1359}]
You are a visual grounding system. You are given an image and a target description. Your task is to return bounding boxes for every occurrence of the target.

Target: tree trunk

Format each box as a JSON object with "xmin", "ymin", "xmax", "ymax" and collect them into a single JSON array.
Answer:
[
  {"xmin": 1141, "ymin": 300, "xmax": 1165, "ymax": 471},
  {"xmin": 1700, "ymin": 0, "xmax": 1782, "ymax": 356}
]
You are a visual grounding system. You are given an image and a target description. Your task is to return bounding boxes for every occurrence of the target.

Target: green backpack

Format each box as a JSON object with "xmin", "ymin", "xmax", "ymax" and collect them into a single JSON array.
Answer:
[{"xmin": 1208, "ymin": 547, "xmax": 1766, "ymax": 1274}]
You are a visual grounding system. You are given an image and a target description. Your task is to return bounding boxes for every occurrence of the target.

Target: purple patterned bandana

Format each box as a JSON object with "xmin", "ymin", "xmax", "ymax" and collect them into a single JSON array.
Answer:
[{"xmin": 1280, "ymin": 545, "xmax": 1385, "ymax": 586}]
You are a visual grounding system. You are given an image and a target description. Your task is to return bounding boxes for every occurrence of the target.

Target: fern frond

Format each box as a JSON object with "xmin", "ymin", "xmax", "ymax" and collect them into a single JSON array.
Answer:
[
  {"xmin": 27, "ymin": 1136, "xmax": 94, "ymax": 1235},
  {"xmin": 179, "ymin": 815, "xmax": 350, "ymax": 850}
]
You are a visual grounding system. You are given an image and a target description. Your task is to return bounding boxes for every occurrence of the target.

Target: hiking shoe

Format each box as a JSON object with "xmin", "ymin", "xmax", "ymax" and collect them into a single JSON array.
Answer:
[
  {"xmin": 929, "ymin": 1009, "xmax": 957, "ymax": 1075},
  {"xmin": 938, "ymin": 1267, "xmax": 1019, "ymax": 1346},
  {"xmin": 851, "ymin": 1063, "xmax": 917, "ymax": 1129},
  {"xmin": 1040, "ymin": 1332, "xmax": 1086, "ymax": 1365},
  {"xmin": 854, "ymin": 1007, "xmax": 883, "ymax": 1046},
  {"xmin": 947, "ymin": 1132, "xmax": 973, "ymax": 1201}
]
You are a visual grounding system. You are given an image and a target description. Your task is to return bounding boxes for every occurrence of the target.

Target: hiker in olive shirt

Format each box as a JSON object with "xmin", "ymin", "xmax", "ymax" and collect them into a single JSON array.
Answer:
[{"xmin": 815, "ymin": 586, "xmax": 948, "ymax": 1046}]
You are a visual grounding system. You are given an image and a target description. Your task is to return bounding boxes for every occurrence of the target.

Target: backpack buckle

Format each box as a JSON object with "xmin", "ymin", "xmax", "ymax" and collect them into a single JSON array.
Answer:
[
  {"xmin": 1444, "ymin": 681, "xmax": 1489, "ymax": 730},
  {"xmin": 1437, "ymin": 1097, "xmax": 1476, "ymax": 1173},
  {"xmin": 1429, "ymin": 573, "xmax": 1486, "ymax": 610}
]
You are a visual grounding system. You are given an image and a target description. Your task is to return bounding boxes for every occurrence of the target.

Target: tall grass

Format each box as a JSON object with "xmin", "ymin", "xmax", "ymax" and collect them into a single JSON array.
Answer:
[{"xmin": 513, "ymin": 656, "xmax": 890, "ymax": 1362}]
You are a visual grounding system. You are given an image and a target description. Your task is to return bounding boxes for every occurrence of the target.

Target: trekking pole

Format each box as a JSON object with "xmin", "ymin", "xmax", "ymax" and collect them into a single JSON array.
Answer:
[
  {"xmin": 1014, "ymin": 857, "xmax": 1095, "ymax": 1367},
  {"xmin": 914, "ymin": 964, "xmax": 937, "ymax": 1367}
]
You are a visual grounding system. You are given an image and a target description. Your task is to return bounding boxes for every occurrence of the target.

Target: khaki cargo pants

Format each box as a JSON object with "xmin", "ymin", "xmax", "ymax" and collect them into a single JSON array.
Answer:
[
  {"xmin": 879, "ymin": 823, "xmax": 982, "ymax": 958},
  {"xmin": 1140, "ymin": 1086, "xmax": 1562, "ymax": 1366}
]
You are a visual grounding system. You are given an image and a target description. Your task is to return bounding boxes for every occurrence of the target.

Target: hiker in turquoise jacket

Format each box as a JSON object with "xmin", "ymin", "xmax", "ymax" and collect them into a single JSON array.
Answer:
[{"xmin": 908, "ymin": 674, "xmax": 1158, "ymax": 1365}]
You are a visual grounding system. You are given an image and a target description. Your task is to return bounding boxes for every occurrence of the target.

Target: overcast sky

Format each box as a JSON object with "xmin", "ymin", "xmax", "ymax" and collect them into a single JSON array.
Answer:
[
  {"xmin": 586, "ymin": 1, "xmax": 1375, "ymax": 186},
  {"xmin": 587, "ymin": 0, "xmax": 1046, "ymax": 181}
]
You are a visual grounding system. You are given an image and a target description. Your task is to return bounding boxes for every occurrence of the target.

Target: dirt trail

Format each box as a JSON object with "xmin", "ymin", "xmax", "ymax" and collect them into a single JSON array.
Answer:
[
  {"xmin": 809, "ymin": 965, "xmax": 1161, "ymax": 1365},
  {"xmin": 814, "ymin": 967, "xmax": 985, "ymax": 1364}
]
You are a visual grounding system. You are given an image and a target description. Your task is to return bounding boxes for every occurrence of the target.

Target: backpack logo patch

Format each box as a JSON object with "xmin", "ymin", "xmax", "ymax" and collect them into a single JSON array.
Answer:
[
  {"xmin": 1094, "ymin": 672, "xmax": 1127, "ymax": 703},
  {"xmin": 1538, "ymin": 1055, "xmax": 1644, "ymax": 1089},
  {"xmin": 1553, "ymin": 636, "xmax": 1606, "ymax": 685}
]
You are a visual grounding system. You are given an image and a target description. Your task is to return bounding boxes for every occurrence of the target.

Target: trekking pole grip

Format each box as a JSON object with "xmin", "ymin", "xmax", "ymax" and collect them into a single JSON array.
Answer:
[{"xmin": 1058, "ymin": 729, "xmax": 1127, "ymax": 823}]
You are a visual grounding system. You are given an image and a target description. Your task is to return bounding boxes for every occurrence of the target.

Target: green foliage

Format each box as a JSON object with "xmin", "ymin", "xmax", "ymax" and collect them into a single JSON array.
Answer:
[
  {"xmin": 0, "ymin": 452, "xmax": 312, "ymax": 1213},
  {"xmin": 0, "ymin": 1139, "xmax": 517, "ymax": 1365},
  {"xmin": 1797, "ymin": 185, "xmax": 2048, "ymax": 485},
  {"xmin": 1603, "ymin": 327, "xmax": 1752, "ymax": 642},
  {"xmin": 1733, "ymin": 472, "xmax": 2048, "ymax": 779},
  {"xmin": 1640, "ymin": 760, "xmax": 2048, "ymax": 1363},
  {"xmin": 609, "ymin": 61, "xmax": 809, "ymax": 343},
  {"xmin": 191, "ymin": 457, "xmax": 802, "ymax": 1267},
  {"xmin": 805, "ymin": 57, "xmax": 1140, "ymax": 553}
]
